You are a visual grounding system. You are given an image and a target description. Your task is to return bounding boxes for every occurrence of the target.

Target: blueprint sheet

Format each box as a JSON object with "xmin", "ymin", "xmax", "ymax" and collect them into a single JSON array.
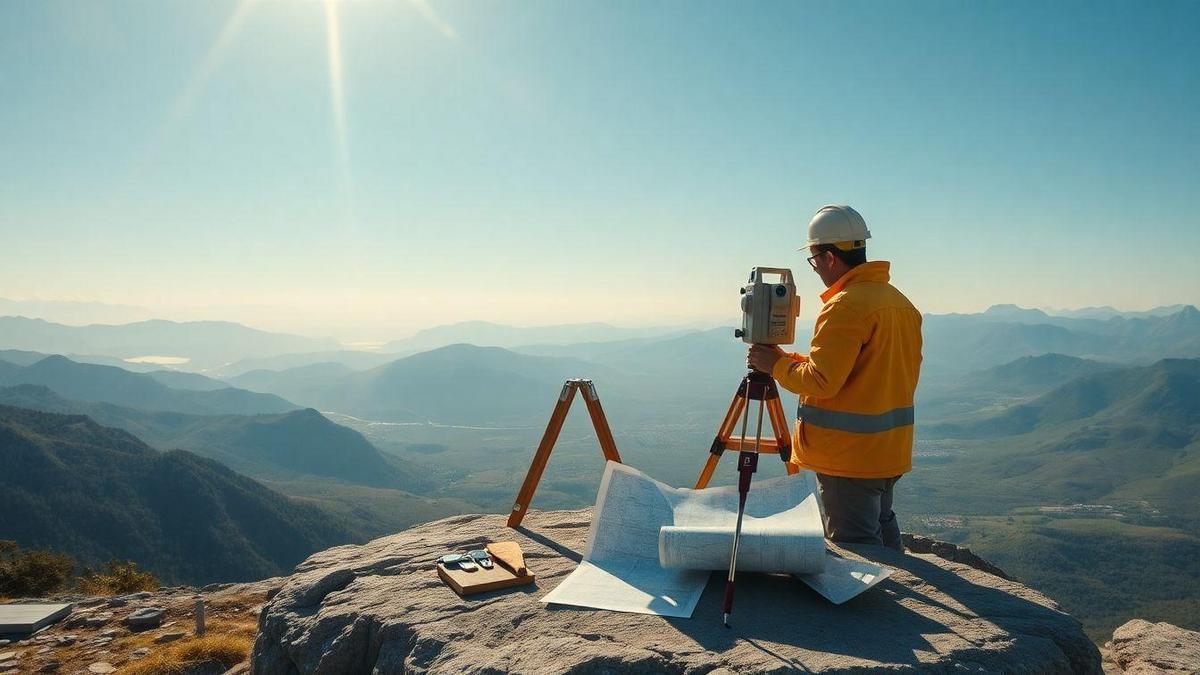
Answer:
[{"xmin": 541, "ymin": 461, "xmax": 892, "ymax": 617}]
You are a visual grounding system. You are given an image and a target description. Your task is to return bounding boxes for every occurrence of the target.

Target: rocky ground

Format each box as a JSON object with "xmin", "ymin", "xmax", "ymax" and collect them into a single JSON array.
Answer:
[
  {"xmin": 251, "ymin": 508, "xmax": 1104, "ymax": 674},
  {"xmin": 0, "ymin": 578, "xmax": 280, "ymax": 675},
  {"xmin": 3, "ymin": 515, "xmax": 1196, "ymax": 674}
]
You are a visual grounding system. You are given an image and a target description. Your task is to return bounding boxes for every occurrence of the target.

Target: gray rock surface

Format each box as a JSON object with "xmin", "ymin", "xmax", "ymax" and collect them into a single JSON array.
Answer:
[
  {"xmin": 123, "ymin": 606, "xmax": 166, "ymax": 630},
  {"xmin": 252, "ymin": 508, "xmax": 1101, "ymax": 674},
  {"xmin": 1103, "ymin": 619, "xmax": 1200, "ymax": 674},
  {"xmin": 155, "ymin": 630, "xmax": 187, "ymax": 644}
]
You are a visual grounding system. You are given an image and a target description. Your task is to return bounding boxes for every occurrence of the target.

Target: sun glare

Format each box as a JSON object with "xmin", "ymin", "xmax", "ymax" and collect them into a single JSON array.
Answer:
[{"xmin": 324, "ymin": 0, "xmax": 352, "ymax": 204}]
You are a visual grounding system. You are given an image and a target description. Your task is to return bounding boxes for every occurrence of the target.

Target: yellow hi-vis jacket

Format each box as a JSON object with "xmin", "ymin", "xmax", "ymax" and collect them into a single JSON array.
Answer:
[{"xmin": 771, "ymin": 261, "xmax": 922, "ymax": 479}]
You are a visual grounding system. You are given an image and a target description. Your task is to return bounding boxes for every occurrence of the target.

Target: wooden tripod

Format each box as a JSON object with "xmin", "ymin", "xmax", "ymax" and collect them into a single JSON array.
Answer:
[
  {"xmin": 695, "ymin": 370, "xmax": 797, "ymax": 489},
  {"xmin": 507, "ymin": 379, "xmax": 622, "ymax": 528}
]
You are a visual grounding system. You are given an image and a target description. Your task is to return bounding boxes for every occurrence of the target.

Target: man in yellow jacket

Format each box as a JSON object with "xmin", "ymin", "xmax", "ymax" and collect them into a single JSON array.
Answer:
[{"xmin": 748, "ymin": 205, "xmax": 922, "ymax": 552}]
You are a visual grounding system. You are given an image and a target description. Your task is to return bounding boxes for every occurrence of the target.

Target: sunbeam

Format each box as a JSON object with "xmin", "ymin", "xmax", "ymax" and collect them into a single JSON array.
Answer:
[
  {"xmin": 324, "ymin": 0, "xmax": 354, "ymax": 218},
  {"xmin": 407, "ymin": 0, "xmax": 457, "ymax": 40},
  {"xmin": 135, "ymin": 0, "xmax": 255, "ymax": 171}
]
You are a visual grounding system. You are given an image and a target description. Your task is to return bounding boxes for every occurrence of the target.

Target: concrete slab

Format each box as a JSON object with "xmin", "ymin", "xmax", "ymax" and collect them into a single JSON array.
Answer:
[{"xmin": 0, "ymin": 603, "xmax": 73, "ymax": 634}]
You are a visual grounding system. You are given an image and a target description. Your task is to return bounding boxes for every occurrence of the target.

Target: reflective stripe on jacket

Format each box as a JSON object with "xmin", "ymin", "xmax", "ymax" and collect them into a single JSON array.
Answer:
[{"xmin": 771, "ymin": 261, "xmax": 922, "ymax": 479}]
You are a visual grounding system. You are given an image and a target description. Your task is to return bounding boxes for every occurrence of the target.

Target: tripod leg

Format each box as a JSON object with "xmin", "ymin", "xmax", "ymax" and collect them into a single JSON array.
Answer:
[
  {"xmin": 714, "ymin": 388, "xmax": 747, "ymax": 441},
  {"xmin": 766, "ymin": 394, "xmax": 793, "ymax": 464},
  {"xmin": 508, "ymin": 382, "xmax": 579, "ymax": 528},
  {"xmin": 580, "ymin": 381, "xmax": 622, "ymax": 463},
  {"xmin": 695, "ymin": 395, "xmax": 746, "ymax": 489},
  {"xmin": 695, "ymin": 452, "xmax": 721, "ymax": 490}
]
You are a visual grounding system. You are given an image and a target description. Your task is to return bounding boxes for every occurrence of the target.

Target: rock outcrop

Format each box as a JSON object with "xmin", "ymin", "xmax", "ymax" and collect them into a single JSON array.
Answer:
[
  {"xmin": 252, "ymin": 509, "xmax": 1102, "ymax": 673},
  {"xmin": 1101, "ymin": 619, "xmax": 1200, "ymax": 674},
  {"xmin": 900, "ymin": 533, "xmax": 1012, "ymax": 580}
]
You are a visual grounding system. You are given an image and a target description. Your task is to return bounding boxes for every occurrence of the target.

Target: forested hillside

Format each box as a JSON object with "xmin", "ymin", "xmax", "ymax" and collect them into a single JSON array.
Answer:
[{"xmin": 0, "ymin": 405, "xmax": 359, "ymax": 584}]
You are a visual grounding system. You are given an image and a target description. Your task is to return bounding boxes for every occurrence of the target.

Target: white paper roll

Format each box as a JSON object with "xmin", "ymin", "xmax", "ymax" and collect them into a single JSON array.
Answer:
[{"xmin": 658, "ymin": 524, "xmax": 826, "ymax": 574}]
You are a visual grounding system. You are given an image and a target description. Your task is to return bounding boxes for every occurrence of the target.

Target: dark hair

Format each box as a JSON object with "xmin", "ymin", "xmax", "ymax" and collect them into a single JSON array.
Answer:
[{"xmin": 814, "ymin": 243, "xmax": 867, "ymax": 267}]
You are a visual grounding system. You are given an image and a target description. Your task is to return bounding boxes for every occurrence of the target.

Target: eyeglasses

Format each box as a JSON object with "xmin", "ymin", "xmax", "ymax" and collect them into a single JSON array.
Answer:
[{"xmin": 806, "ymin": 251, "xmax": 827, "ymax": 270}]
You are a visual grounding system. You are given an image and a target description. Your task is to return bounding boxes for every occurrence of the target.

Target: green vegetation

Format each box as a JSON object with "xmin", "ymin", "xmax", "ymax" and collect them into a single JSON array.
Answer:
[
  {"xmin": 0, "ymin": 539, "xmax": 74, "ymax": 596},
  {"xmin": 915, "ymin": 514, "xmax": 1200, "ymax": 642},
  {"xmin": 903, "ymin": 358, "xmax": 1200, "ymax": 640},
  {"xmin": 0, "ymin": 405, "xmax": 359, "ymax": 585},
  {"xmin": 78, "ymin": 560, "xmax": 160, "ymax": 595},
  {"xmin": 264, "ymin": 479, "xmax": 476, "ymax": 541},
  {"xmin": 0, "ymin": 540, "xmax": 160, "ymax": 597}
]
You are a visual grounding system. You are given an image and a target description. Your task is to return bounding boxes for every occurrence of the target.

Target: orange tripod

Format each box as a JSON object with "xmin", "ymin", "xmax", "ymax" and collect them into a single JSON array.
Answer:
[
  {"xmin": 507, "ymin": 379, "xmax": 621, "ymax": 528},
  {"xmin": 507, "ymin": 372, "xmax": 796, "ymax": 529},
  {"xmin": 695, "ymin": 370, "xmax": 797, "ymax": 489}
]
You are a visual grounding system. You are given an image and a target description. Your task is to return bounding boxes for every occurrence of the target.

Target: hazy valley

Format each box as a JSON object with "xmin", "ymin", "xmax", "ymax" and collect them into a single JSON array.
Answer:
[{"xmin": 1, "ymin": 306, "xmax": 1198, "ymax": 641}]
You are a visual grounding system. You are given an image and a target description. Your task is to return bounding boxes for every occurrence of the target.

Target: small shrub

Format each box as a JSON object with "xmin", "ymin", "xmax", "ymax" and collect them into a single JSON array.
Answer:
[
  {"xmin": 0, "ymin": 540, "xmax": 75, "ymax": 597},
  {"xmin": 78, "ymin": 559, "xmax": 160, "ymax": 595}
]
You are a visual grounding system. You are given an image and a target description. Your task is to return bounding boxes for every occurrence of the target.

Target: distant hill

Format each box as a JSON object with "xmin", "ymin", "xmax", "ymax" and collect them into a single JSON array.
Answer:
[
  {"xmin": 0, "ymin": 404, "xmax": 358, "ymax": 585},
  {"xmin": 0, "ymin": 384, "xmax": 432, "ymax": 492},
  {"xmin": 1, "ymin": 348, "xmax": 173, "ymax": 373},
  {"xmin": 0, "ymin": 297, "xmax": 149, "ymax": 326},
  {"xmin": 227, "ymin": 362, "xmax": 358, "ymax": 406},
  {"xmin": 903, "ymin": 358, "xmax": 1200, "ymax": 638},
  {"xmin": 1044, "ymin": 304, "xmax": 1192, "ymax": 320},
  {"xmin": 918, "ymin": 353, "xmax": 1121, "ymax": 423},
  {"xmin": 145, "ymin": 369, "xmax": 231, "ymax": 391},
  {"xmin": 966, "ymin": 353, "xmax": 1119, "ymax": 394},
  {"xmin": 212, "ymin": 350, "xmax": 400, "ymax": 378},
  {"xmin": 233, "ymin": 329, "xmax": 807, "ymax": 428},
  {"xmin": 230, "ymin": 344, "xmax": 625, "ymax": 424},
  {"xmin": 381, "ymin": 320, "xmax": 696, "ymax": 353},
  {"xmin": 920, "ymin": 305, "xmax": 1200, "ymax": 380},
  {"xmin": 0, "ymin": 349, "xmax": 48, "ymax": 366},
  {"xmin": 0, "ymin": 355, "xmax": 298, "ymax": 415},
  {"xmin": 928, "ymin": 358, "xmax": 1200, "ymax": 441},
  {"xmin": 0, "ymin": 316, "xmax": 338, "ymax": 370}
]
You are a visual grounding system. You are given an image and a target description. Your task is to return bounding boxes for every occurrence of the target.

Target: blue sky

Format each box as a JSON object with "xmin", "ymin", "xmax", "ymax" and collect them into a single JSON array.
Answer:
[{"xmin": 1, "ymin": 1, "xmax": 1196, "ymax": 340}]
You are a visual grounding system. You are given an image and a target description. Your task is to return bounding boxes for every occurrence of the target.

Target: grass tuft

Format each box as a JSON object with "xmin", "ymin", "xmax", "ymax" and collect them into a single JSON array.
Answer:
[{"xmin": 121, "ymin": 633, "xmax": 252, "ymax": 675}]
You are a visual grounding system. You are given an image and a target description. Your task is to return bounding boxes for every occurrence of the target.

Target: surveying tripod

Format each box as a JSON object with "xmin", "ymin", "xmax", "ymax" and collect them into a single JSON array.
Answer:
[
  {"xmin": 507, "ymin": 379, "xmax": 621, "ymax": 529},
  {"xmin": 698, "ymin": 369, "xmax": 798, "ymax": 626},
  {"xmin": 695, "ymin": 370, "xmax": 797, "ymax": 489}
]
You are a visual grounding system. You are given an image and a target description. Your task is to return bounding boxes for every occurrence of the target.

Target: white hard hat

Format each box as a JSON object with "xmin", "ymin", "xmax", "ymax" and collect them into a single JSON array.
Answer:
[{"xmin": 804, "ymin": 204, "xmax": 871, "ymax": 250}]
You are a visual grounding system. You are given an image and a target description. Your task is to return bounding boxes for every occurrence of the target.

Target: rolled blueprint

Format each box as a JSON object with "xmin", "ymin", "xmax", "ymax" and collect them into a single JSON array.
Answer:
[
  {"xmin": 658, "ymin": 524, "xmax": 826, "ymax": 574},
  {"xmin": 543, "ymin": 463, "xmax": 887, "ymax": 616}
]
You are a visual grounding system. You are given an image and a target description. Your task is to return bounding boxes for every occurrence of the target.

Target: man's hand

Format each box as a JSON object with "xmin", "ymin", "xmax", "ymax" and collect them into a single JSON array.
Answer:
[{"xmin": 747, "ymin": 343, "xmax": 787, "ymax": 374}]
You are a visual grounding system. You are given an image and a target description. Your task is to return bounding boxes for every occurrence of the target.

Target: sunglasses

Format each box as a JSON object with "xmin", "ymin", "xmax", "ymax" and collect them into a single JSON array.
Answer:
[{"xmin": 438, "ymin": 550, "xmax": 493, "ymax": 572}]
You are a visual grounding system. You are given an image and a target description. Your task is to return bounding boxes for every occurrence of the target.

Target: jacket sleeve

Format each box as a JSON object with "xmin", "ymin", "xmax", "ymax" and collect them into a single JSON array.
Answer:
[{"xmin": 771, "ymin": 298, "xmax": 869, "ymax": 398}]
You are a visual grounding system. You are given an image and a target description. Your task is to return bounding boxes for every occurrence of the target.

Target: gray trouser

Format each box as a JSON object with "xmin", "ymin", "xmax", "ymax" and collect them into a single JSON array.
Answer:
[{"xmin": 815, "ymin": 473, "xmax": 903, "ymax": 552}]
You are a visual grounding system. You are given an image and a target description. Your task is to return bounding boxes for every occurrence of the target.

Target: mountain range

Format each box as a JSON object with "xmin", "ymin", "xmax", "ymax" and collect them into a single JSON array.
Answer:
[
  {"xmin": 0, "ymin": 355, "xmax": 297, "ymax": 416},
  {"xmin": 1, "ymin": 305, "xmax": 1198, "ymax": 638},
  {"xmin": 380, "ymin": 320, "xmax": 698, "ymax": 353},
  {"xmin": 0, "ymin": 316, "xmax": 338, "ymax": 370},
  {"xmin": 927, "ymin": 358, "xmax": 1200, "ymax": 445},
  {"xmin": 917, "ymin": 353, "xmax": 1122, "ymax": 423},
  {"xmin": 903, "ymin": 357, "xmax": 1200, "ymax": 639},
  {"xmin": 0, "ymin": 404, "xmax": 357, "ymax": 584},
  {"xmin": 229, "ymin": 344, "xmax": 629, "ymax": 425},
  {"xmin": 4, "ymin": 304, "xmax": 1197, "ymax": 388},
  {"xmin": 0, "ymin": 384, "xmax": 430, "ymax": 492},
  {"xmin": 921, "ymin": 305, "xmax": 1200, "ymax": 377}
]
